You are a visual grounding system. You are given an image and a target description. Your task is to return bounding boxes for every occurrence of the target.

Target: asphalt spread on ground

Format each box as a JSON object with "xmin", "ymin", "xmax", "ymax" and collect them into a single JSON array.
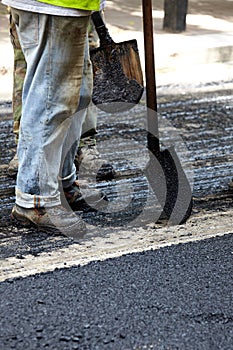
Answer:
[{"xmin": 0, "ymin": 233, "xmax": 233, "ymax": 350}]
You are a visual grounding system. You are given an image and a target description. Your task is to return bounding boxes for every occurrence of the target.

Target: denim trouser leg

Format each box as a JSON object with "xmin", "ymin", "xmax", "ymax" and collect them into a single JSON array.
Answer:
[
  {"xmin": 11, "ymin": 9, "xmax": 89, "ymax": 208},
  {"xmin": 79, "ymin": 10, "xmax": 107, "ymax": 139},
  {"xmin": 80, "ymin": 102, "xmax": 97, "ymax": 138},
  {"xmin": 78, "ymin": 38, "xmax": 97, "ymax": 138},
  {"xmin": 61, "ymin": 33, "xmax": 93, "ymax": 188}
]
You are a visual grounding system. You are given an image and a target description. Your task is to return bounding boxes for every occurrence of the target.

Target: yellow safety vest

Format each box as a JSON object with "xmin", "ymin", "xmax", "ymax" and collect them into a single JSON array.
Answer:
[{"xmin": 37, "ymin": 0, "xmax": 100, "ymax": 11}]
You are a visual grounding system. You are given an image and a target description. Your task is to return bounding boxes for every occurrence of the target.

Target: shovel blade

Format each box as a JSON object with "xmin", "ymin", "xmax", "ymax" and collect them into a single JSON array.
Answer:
[
  {"xmin": 90, "ymin": 39, "xmax": 144, "ymax": 113},
  {"xmin": 114, "ymin": 39, "xmax": 144, "ymax": 86},
  {"xmin": 145, "ymin": 146, "xmax": 193, "ymax": 224}
]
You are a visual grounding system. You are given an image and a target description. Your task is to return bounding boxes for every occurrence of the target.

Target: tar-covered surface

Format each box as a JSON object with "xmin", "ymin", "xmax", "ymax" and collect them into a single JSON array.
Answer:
[
  {"xmin": 1, "ymin": 84, "xmax": 233, "ymax": 258},
  {"xmin": 0, "ymin": 83, "xmax": 233, "ymax": 349},
  {"xmin": 0, "ymin": 234, "xmax": 233, "ymax": 350}
]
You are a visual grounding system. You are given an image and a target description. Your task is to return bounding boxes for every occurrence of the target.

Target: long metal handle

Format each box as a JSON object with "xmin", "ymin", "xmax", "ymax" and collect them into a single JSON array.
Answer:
[{"xmin": 142, "ymin": 0, "xmax": 160, "ymax": 154}]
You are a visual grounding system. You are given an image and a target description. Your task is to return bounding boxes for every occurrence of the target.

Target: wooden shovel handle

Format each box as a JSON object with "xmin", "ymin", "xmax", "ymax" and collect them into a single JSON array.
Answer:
[{"xmin": 142, "ymin": 0, "xmax": 160, "ymax": 154}]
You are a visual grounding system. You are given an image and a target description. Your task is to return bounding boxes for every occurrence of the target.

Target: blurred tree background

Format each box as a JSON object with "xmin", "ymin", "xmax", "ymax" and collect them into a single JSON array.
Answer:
[{"xmin": 163, "ymin": 0, "xmax": 188, "ymax": 32}]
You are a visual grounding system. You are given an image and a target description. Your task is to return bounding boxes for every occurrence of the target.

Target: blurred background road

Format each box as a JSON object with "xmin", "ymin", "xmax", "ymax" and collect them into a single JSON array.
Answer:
[{"xmin": 1, "ymin": 0, "xmax": 233, "ymax": 100}]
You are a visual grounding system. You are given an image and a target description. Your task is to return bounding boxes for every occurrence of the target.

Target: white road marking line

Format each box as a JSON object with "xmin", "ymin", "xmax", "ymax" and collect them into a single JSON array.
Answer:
[{"xmin": 1, "ymin": 209, "xmax": 232, "ymax": 282}]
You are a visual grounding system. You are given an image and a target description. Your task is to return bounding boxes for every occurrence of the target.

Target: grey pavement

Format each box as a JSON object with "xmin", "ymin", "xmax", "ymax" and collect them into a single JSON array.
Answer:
[{"xmin": 105, "ymin": 0, "xmax": 233, "ymax": 89}]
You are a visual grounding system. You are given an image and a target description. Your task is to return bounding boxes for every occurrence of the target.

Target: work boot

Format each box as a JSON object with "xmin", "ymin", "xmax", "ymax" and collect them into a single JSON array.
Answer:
[
  {"xmin": 8, "ymin": 153, "xmax": 18, "ymax": 178},
  {"xmin": 11, "ymin": 204, "xmax": 86, "ymax": 238},
  {"xmin": 75, "ymin": 137, "xmax": 115, "ymax": 181},
  {"xmin": 62, "ymin": 180, "xmax": 108, "ymax": 212}
]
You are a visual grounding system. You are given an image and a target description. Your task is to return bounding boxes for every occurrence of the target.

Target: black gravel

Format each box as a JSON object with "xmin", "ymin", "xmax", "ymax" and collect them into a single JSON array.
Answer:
[{"xmin": 0, "ymin": 234, "xmax": 233, "ymax": 350}]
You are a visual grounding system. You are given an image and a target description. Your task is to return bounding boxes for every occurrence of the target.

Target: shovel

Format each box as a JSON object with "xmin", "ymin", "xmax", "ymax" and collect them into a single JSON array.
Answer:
[
  {"xmin": 90, "ymin": 11, "xmax": 144, "ymax": 113},
  {"xmin": 142, "ymin": 0, "xmax": 193, "ymax": 224}
]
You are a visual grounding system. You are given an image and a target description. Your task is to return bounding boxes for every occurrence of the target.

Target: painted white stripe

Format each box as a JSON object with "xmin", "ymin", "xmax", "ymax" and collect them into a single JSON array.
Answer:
[{"xmin": 1, "ymin": 209, "xmax": 232, "ymax": 282}]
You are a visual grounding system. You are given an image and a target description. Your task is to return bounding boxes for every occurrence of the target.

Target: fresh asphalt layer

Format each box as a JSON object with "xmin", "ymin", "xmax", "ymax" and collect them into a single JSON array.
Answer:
[
  {"xmin": 0, "ymin": 2, "xmax": 233, "ymax": 349},
  {"xmin": 0, "ymin": 233, "xmax": 233, "ymax": 350},
  {"xmin": 1, "ymin": 84, "xmax": 233, "ymax": 350}
]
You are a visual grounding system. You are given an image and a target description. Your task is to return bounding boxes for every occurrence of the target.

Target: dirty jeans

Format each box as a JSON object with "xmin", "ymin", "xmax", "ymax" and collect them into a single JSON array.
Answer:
[
  {"xmin": 78, "ymin": 12, "xmax": 105, "ymax": 144},
  {"xmin": 11, "ymin": 8, "xmax": 89, "ymax": 208},
  {"xmin": 9, "ymin": 11, "xmax": 26, "ymax": 144},
  {"xmin": 61, "ymin": 36, "xmax": 93, "ymax": 183},
  {"xmin": 9, "ymin": 11, "xmax": 97, "ymax": 145}
]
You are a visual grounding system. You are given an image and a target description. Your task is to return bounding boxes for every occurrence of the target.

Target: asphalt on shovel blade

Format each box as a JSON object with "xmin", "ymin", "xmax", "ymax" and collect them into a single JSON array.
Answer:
[{"xmin": 90, "ymin": 25, "xmax": 144, "ymax": 112}]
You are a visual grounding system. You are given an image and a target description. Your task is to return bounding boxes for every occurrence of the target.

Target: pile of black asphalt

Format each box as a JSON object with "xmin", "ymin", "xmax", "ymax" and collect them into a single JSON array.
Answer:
[{"xmin": 1, "ymin": 233, "xmax": 232, "ymax": 350}]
